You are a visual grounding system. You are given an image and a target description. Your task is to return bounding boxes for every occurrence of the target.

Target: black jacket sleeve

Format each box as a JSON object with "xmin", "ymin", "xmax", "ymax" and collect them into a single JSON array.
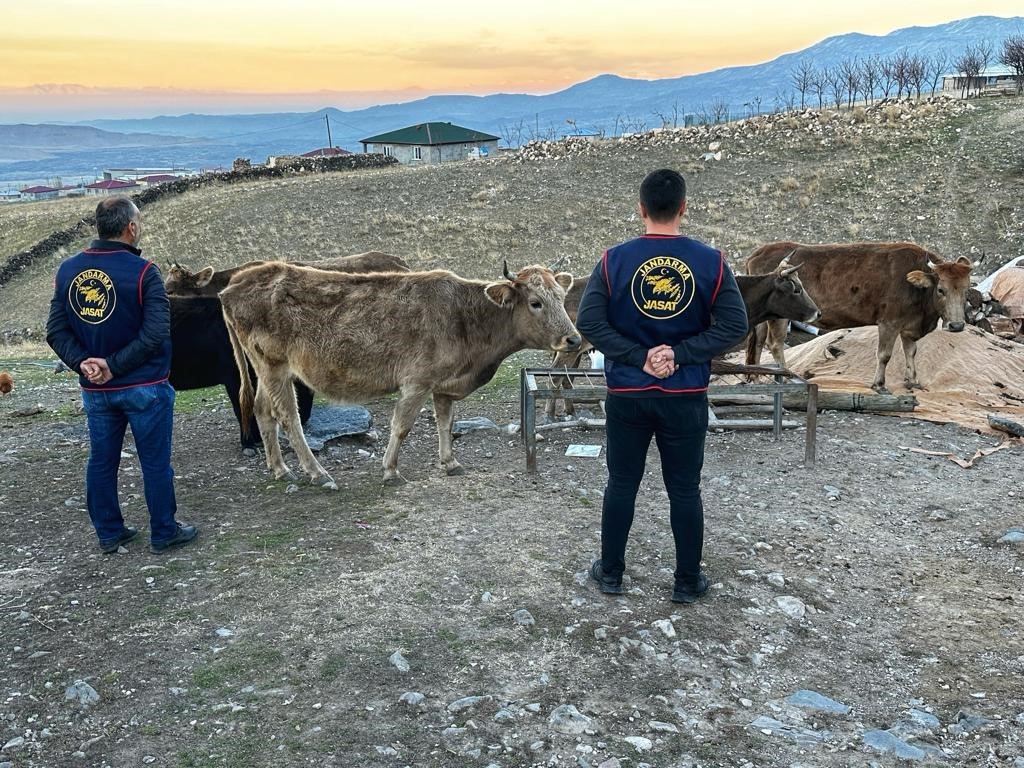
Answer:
[
  {"xmin": 45, "ymin": 283, "xmax": 90, "ymax": 374},
  {"xmin": 576, "ymin": 260, "xmax": 649, "ymax": 369},
  {"xmin": 106, "ymin": 266, "xmax": 171, "ymax": 377},
  {"xmin": 671, "ymin": 263, "xmax": 749, "ymax": 365}
]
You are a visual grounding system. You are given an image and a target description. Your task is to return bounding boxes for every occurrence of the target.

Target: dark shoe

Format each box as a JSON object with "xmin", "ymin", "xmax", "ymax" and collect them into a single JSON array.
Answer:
[
  {"xmin": 672, "ymin": 572, "xmax": 710, "ymax": 604},
  {"xmin": 590, "ymin": 559, "xmax": 623, "ymax": 595},
  {"xmin": 99, "ymin": 527, "xmax": 138, "ymax": 554},
  {"xmin": 151, "ymin": 523, "xmax": 199, "ymax": 553}
]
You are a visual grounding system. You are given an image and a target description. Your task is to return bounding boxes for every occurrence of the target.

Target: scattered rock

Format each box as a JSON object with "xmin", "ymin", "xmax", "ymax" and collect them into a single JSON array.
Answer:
[
  {"xmin": 302, "ymin": 405, "xmax": 373, "ymax": 450},
  {"xmin": 652, "ymin": 619, "xmax": 676, "ymax": 638},
  {"xmin": 448, "ymin": 695, "xmax": 491, "ymax": 713},
  {"xmin": 774, "ymin": 596, "xmax": 806, "ymax": 620},
  {"xmin": 889, "ymin": 708, "xmax": 939, "ymax": 739},
  {"xmin": 375, "ymin": 745, "xmax": 398, "ymax": 756},
  {"xmin": 494, "ymin": 707, "xmax": 517, "ymax": 722},
  {"xmin": 480, "ymin": 591, "xmax": 497, "ymax": 603},
  {"xmin": 862, "ymin": 729, "xmax": 925, "ymax": 760},
  {"xmin": 597, "ymin": 759, "xmax": 622, "ymax": 768},
  {"xmin": 513, "ymin": 609, "xmax": 535, "ymax": 627},
  {"xmin": 389, "ymin": 651, "xmax": 410, "ymax": 673},
  {"xmin": 1, "ymin": 737, "xmax": 25, "ymax": 752},
  {"xmin": 214, "ymin": 627, "xmax": 235, "ymax": 638},
  {"xmin": 766, "ymin": 572, "xmax": 786, "ymax": 589},
  {"xmin": 648, "ymin": 720, "xmax": 679, "ymax": 733},
  {"xmin": 548, "ymin": 704, "xmax": 592, "ymax": 735},
  {"xmin": 997, "ymin": 530, "xmax": 1024, "ymax": 544},
  {"xmin": 64, "ymin": 680, "xmax": 100, "ymax": 707},
  {"xmin": 948, "ymin": 709, "xmax": 992, "ymax": 735},
  {"xmin": 452, "ymin": 416, "xmax": 499, "ymax": 437},
  {"xmin": 823, "ymin": 484, "xmax": 842, "ymax": 500},
  {"xmin": 623, "ymin": 736, "xmax": 653, "ymax": 753},
  {"xmin": 399, "ymin": 692, "xmax": 425, "ymax": 706},
  {"xmin": 785, "ymin": 689, "xmax": 850, "ymax": 716},
  {"xmin": 750, "ymin": 715, "xmax": 830, "ymax": 745}
]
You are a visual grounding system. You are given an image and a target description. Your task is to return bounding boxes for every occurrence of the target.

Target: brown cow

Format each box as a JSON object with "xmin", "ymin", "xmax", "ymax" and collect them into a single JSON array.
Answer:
[
  {"xmin": 220, "ymin": 262, "xmax": 580, "ymax": 487},
  {"xmin": 165, "ymin": 251, "xmax": 409, "ymax": 296},
  {"xmin": 745, "ymin": 241, "xmax": 972, "ymax": 393},
  {"xmin": 544, "ymin": 261, "xmax": 820, "ymax": 417}
]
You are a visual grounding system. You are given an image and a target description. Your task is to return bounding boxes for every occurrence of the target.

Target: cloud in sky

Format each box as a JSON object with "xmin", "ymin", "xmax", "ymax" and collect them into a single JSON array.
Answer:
[{"xmin": 2, "ymin": 0, "xmax": 1022, "ymax": 119}]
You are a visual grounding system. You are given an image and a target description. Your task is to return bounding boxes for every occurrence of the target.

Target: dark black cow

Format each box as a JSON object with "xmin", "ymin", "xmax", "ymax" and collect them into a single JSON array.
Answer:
[{"xmin": 170, "ymin": 296, "xmax": 314, "ymax": 452}]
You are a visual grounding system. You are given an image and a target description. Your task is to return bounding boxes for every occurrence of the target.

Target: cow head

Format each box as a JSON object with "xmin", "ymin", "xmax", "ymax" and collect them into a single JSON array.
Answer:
[
  {"xmin": 164, "ymin": 263, "xmax": 215, "ymax": 296},
  {"xmin": 485, "ymin": 262, "xmax": 582, "ymax": 352},
  {"xmin": 905, "ymin": 255, "xmax": 972, "ymax": 332},
  {"xmin": 768, "ymin": 255, "xmax": 821, "ymax": 323}
]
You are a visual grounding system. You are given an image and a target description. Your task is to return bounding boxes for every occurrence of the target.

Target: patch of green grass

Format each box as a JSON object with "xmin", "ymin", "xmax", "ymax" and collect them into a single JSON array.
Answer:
[
  {"xmin": 174, "ymin": 386, "xmax": 230, "ymax": 414},
  {"xmin": 192, "ymin": 644, "xmax": 286, "ymax": 690},
  {"xmin": 178, "ymin": 734, "xmax": 266, "ymax": 768},
  {"xmin": 319, "ymin": 653, "xmax": 349, "ymax": 681}
]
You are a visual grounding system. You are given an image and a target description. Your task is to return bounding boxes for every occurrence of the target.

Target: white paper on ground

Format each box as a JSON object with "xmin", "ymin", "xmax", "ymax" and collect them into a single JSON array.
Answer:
[{"xmin": 565, "ymin": 444, "xmax": 602, "ymax": 458}]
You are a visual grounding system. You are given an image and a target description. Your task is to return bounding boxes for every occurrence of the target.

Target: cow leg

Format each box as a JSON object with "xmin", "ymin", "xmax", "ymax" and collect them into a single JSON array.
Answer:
[
  {"xmin": 264, "ymin": 371, "xmax": 336, "ymax": 490},
  {"xmin": 432, "ymin": 393, "xmax": 464, "ymax": 476},
  {"xmin": 382, "ymin": 385, "xmax": 430, "ymax": 486},
  {"xmin": 900, "ymin": 333, "xmax": 923, "ymax": 390},
  {"xmin": 871, "ymin": 323, "xmax": 899, "ymax": 394},
  {"xmin": 252, "ymin": 378, "xmax": 293, "ymax": 482},
  {"xmin": 765, "ymin": 319, "xmax": 789, "ymax": 370}
]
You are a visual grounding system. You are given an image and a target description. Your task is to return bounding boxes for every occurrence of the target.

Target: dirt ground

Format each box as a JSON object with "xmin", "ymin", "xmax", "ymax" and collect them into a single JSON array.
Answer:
[{"xmin": 1, "ymin": 348, "xmax": 1022, "ymax": 768}]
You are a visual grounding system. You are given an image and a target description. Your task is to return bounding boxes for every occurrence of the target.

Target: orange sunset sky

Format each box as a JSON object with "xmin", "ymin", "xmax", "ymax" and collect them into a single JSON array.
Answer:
[{"xmin": 1, "ymin": 0, "xmax": 1022, "ymax": 118}]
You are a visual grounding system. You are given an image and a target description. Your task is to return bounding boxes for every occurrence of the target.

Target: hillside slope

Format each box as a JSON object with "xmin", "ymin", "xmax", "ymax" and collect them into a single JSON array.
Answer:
[{"xmin": 1, "ymin": 95, "xmax": 1021, "ymax": 337}]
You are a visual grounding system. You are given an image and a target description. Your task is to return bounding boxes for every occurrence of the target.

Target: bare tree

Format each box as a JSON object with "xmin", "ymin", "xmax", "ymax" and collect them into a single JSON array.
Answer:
[
  {"xmin": 839, "ymin": 57, "xmax": 861, "ymax": 107},
  {"xmin": 976, "ymin": 38, "xmax": 995, "ymax": 83},
  {"xmin": 954, "ymin": 45, "xmax": 983, "ymax": 97},
  {"xmin": 790, "ymin": 59, "xmax": 815, "ymax": 109},
  {"xmin": 652, "ymin": 100, "xmax": 683, "ymax": 128},
  {"xmin": 879, "ymin": 56, "xmax": 897, "ymax": 99},
  {"xmin": 861, "ymin": 56, "xmax": 881, "ymax": 104},
  {"xmin": 710, "ymin": 98, "xmax": 730, "ymax": 123},
  {"xmin": 695, "ymin": 103, "xmax": 710, "ymax": 125},
  {"xmin": 1001, "ymin": 34, "xmax": 1024, "ymax": 94},
  {"xmin": 926, "ymin": 51, "xmax": 950, "ymax": 96},
  {"xmin": 907, "ymin": 53, "xmax": 927, "ymax": 99},
  {"xmin": 826, "ymin": 66, "xmax": 846, "ymax": 109},
  {"xmin": 499, "ymin": 119, "xmax": 527, "ymax": 148},
  {"xmin": 810, "ymin": 66, "xmax": 828, "ymax": 109},
  {"xmin": 890, "ymin": 51, "xmax": 913, "ymax": 99}
]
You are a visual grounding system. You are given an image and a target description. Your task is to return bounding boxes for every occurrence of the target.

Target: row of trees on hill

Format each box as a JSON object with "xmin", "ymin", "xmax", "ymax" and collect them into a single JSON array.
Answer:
[{"xmin": 498, "ymin": 34, "xmax": 1024, "ymax": 145}]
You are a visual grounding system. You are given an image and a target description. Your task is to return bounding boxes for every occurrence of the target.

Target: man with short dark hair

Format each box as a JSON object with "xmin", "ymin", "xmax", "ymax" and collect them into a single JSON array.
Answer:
[
  {"xmin": 47, "ymin": 196, "xmax": 198, "ymax": 554},
  {"xmin": 577, "ymin": 169, "xmax": 748, "ymax": 603}
]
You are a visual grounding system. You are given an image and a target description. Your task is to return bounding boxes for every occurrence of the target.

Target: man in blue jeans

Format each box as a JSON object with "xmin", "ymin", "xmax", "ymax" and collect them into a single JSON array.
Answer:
[
  {"xmin": 46, "ymin": 196, "xmax": 198, "ymax": 554},
  {"xmin": 577, "ymin": 169, "xmax": 747, "ymax": 603}
]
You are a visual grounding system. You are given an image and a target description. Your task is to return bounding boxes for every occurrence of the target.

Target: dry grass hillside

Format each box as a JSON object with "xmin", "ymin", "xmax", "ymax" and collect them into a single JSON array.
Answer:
[{"xmin": 1, "ymin": 95, "xmax": 1022, "ymax": 335}]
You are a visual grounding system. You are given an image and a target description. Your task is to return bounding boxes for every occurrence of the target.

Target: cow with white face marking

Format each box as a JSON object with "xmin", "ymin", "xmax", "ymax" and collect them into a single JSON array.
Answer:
[{"xmin": 220, "ymin": 261, "xmax": 580, "ymax": 487}]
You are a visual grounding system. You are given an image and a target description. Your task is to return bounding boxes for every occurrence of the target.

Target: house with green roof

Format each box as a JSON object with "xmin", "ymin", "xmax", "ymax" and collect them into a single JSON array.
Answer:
[{"xmin": 359, "ymin": 122, "xmax": 500, "ymax": 165}]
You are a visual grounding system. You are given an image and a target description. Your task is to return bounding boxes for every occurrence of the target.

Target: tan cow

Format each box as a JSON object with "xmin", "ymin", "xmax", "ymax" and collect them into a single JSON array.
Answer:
[
  {"xmin": 220, "ymin": 262, "xmax": 580, "ymax": 487},
  {"xmin": 165, "ymin": 251, "xmax": 409, "ymax": 296},
  {"xmin": 746, "ymin": 241, "xmax": 972, "ymax": 392}
]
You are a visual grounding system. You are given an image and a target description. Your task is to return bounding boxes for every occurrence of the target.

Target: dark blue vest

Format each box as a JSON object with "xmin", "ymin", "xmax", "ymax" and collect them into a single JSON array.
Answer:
[
  {"xmin": 603, "ymin": 235, "xmax": 724, "ymax": 393},
  {"xmin": 55, "ymin": 246, "xmax": 171, "ymax": 390}
]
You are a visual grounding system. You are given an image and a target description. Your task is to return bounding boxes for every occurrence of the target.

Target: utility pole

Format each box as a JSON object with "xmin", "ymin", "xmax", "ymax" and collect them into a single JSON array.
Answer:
[{"xmin": 325, "ymin": 114, "xmax": 333, "ymax": 149}]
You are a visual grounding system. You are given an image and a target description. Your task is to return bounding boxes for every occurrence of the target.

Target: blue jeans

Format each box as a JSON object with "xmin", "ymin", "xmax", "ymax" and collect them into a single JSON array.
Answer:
[
  {"xmin": 601, "ymin": 393, "xmax": 708, "ymax": 586},
  {"xmin": 81, "ymin": 382, "xmax": 179, "ymax": 545}
]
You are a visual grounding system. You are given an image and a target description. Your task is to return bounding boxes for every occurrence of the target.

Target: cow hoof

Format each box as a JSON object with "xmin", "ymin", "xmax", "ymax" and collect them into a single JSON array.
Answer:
[
  {"xmin": 276, "ymin": 470, "xmax": 298, "ymax": 482},
  {"xmin": 314, "ymin": 473, "xmax": 337, "ymax": 490},
  {"xmin": 905, "ymin": 382, "xmax": 924, "ymax": 391},
  {"xmin": 872, "ymin": 385, "xmax": 890, "ymax": 395},
  {"xmin": 444, "ymin": 463, "xmax": 465, "ymax": 477},
  {"xmin": 382, "ymin": 474, "xmax": 407, "ymax": 487},
  {"xmin": 241, "ymin": 447, "xmax": 258, "ymax": 458}
]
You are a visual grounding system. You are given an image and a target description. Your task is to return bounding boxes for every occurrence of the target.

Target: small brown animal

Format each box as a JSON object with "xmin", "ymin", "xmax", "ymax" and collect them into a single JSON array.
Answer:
[{"xmin": 0, "ymin": 371, "xmax": 13, "ymax": 396}]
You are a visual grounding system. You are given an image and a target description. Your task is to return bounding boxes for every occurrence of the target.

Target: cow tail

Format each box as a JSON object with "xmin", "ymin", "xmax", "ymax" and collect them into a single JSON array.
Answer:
[{"xmin": 224, "ymin": 312, "xmax": 255, "ymax": 444}]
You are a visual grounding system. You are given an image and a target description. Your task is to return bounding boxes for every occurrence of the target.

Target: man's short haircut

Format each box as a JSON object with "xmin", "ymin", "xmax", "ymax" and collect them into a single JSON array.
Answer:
[
  {"xmin": 640, "ymin": 169, "xmax": 686, "ymax": 222},
  {"xmin": 95, "ymin": 196, "xmax": 137, "ymax": 239}
]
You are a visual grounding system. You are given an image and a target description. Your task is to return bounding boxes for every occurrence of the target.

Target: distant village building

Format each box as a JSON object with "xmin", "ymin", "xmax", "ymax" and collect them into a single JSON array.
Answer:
[
  {"xmin": 85, "ymin": 179, "xmax": 139, "ymax": 196},
  {"xmin": 300, "ymin": 147, "xmax": 350, "ymax": 158},
  {"xmin": 102, "ymin": 168, "xmax": 189, "ymax": 182},
  {"xmin": 137, "ymin": 174, "xmax": 181, "ymax": 186},
  {"xmin": 561, "ymin": 126, "xmax": 600, "ymax": 141},
  {"xmin": 359, "ymin": 122, "xmax": 500, "ymax": 164},
  {"xmin": 19, "ymin": 185, "xmax": 60, "ymax": 201},
  {"xmin": 58, "ymin": 184, "xmax": 85, "ymax": 198},
  {"xmin": 942, "ymin": 65, "xmax": 1017, "ymax": 94}
]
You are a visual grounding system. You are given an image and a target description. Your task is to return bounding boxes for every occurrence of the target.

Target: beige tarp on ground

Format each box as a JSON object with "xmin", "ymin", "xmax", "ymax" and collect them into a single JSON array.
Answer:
[
  {"xmin": 743, "ymin": 325, "xmax": 1024, "ymax": 433},
  {"xmin": 991, "ymin": 266, "xmax": 1024, "ymax": 319}
]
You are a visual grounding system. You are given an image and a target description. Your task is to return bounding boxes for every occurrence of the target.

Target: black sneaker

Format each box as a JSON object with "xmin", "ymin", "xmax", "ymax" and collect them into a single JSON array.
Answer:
[
  {"xmin": 151, "ymin": 523, "xmax": 199, "ymax": 553},
  {"xmin": 590, "ymin": 559, "xmax": 623, "ymax": 595},
  {"xmin": 672, "ymin": 572, "xmax": 710, "ymax": 604},
  {"xmin": 99, "ymin": 527, "xmax": 138, "ymax": 554}
]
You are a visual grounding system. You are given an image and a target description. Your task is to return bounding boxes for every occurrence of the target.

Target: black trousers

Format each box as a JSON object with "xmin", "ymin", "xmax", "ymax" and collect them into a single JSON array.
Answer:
[{"xmin": 600, "ymin": 392, "xmax": 708, "ymax": 586}]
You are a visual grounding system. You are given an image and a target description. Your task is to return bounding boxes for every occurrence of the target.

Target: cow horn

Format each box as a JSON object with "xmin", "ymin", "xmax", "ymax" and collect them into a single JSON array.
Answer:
[
  {"xmin": 780, "ymin": 263, "xmax": 802, "ymax": 276},
  {"xmin": 926, "ymin": 260, "xmax": 937, "ymax": 270},
  {"xmin": 548, "ymin": 254, "xmax": 569, "ymax": 271},
  {"xmin": 777, "ymin": 249, "xmax": 797, "ymax": 270},
  {"xmin": 502, "ymin": 260, "xmax": 517, "ymax": 282}
]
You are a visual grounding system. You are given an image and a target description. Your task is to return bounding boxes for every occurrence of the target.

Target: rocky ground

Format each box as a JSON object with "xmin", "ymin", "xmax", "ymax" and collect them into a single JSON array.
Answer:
[{"xmin": 1, "ymin": 349, "xmax": 1022, "ymax": 768}]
